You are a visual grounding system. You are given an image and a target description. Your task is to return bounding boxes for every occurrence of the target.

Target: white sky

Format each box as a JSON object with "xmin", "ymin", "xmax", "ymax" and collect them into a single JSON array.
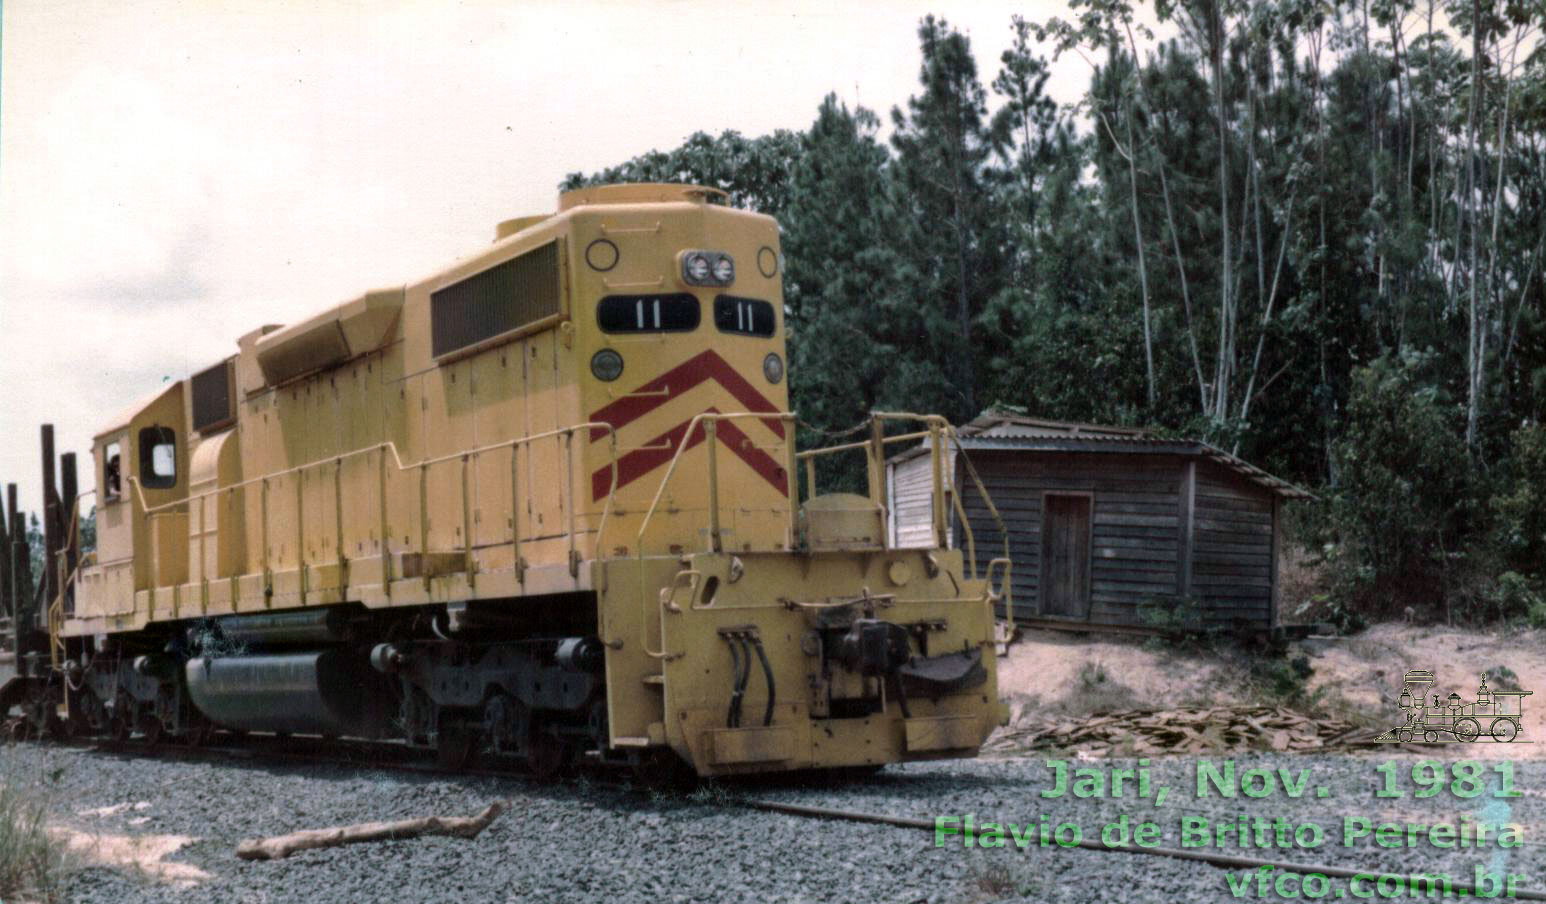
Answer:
[{"xmin": 0, "ymin": 0, "xmax": 1104, "ymax": 519}]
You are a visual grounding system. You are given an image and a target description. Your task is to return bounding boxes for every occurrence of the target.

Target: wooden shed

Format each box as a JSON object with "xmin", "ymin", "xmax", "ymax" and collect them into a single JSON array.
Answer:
[{"xmin": 886, "ymin": 415, "xmax": 1310, "ymax": 634}]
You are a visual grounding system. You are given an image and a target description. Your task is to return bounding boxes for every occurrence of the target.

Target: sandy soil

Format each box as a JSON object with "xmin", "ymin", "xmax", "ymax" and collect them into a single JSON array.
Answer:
[
  {"xmin": 1306, "ymin": 622, "xmax": 1546, "ymax": 750},
  {"xmin": 55, "ymin": 800, "xmax": 210, "ymax": 887},
  {"xmin": 995, "ymin": 622, "xmax": 1546, "ymax": 755}
]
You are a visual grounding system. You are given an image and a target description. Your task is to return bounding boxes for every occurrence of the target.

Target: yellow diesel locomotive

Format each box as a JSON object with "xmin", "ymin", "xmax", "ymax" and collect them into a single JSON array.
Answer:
[{"xmin": 14, "ymin": 183, "xmax": 1009, "ymax": 777}]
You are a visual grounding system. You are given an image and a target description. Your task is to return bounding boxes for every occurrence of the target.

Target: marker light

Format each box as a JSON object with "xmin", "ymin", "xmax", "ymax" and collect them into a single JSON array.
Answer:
[
  {"xmin": 763, "ymin": 352, "xmax": 784, "ymax": 384},
  {"xmin": 590, "ymin": 349, "xmax": 624, "ymax": 382}
]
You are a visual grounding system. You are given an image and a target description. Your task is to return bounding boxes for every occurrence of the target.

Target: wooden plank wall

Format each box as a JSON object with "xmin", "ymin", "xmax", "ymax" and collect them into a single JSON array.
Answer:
[
  {"xmin": 890, "ymin": 452, "xmax": 941, "ymax": 550},
  {"xmin": 1191, "ymin": 462, "xmax": 1275, "ymax": 628},
  {"xmin": 957, "ymin": 452, "xmax": 1182, "ymax": 625}
]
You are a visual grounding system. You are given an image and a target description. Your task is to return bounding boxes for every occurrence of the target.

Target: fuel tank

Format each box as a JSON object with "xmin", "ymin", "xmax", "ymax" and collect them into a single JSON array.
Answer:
[{"xmin": 185, "ymin": 650, "xmax": 397, "ymax": 738}]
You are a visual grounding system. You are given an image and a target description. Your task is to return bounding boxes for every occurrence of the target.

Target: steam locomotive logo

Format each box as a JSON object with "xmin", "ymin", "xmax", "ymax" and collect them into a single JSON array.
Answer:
[{"xmin": 1374, "ymin": 671, "xmax": 1532, "ymax": 744}]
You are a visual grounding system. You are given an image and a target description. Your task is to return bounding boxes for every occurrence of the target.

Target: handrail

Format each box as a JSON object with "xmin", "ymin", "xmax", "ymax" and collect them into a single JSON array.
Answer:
[
  {"xmin": 46, "ymin": 490, "xmax": 96, "ymax": 667},
  {"xmin": 121, "ymin": 422, "xmax": 621, "ymax": 604},
  {"xmin": 634, "ymin": 410, "xmax": 798, "ymax": 659},
  {"xmin": 947, "ymin": 428, "xmax": 1013, "ymax": 588}
]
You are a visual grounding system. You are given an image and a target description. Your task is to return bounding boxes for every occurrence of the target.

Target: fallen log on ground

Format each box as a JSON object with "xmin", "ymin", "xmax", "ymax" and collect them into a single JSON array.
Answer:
[{"xmin": 236, "ymin": 801, "xmax": 505, "ymax": 860}]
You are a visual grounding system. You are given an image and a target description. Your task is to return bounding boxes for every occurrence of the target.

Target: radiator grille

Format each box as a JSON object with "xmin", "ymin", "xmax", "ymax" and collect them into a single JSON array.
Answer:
[
  {"xmin": 191, "ymin": 359, "xmax": 235, "ymax": 433},
  {"xmin": 432, "ymin": 240, "xmax": 561, "ymax": 358}
]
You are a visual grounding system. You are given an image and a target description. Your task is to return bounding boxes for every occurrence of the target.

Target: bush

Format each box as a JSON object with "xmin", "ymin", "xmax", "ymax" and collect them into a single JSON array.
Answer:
[
  {"xmin": 1326, "ymin": 357, "xmax": 1475, "ymax": 616},
  {"xmin": 1493, "ymin": 423, "xmax": 1546, "ymax": 573},
  {"xmin": 0, "ymin": 772, "xmax": 69, "ymax": 903}
]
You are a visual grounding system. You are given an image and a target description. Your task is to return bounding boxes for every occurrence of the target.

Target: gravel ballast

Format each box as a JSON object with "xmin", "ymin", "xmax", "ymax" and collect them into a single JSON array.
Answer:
[{"xmin": 2, "ymin": 743, "xmax": 1537, "ymax": 903}]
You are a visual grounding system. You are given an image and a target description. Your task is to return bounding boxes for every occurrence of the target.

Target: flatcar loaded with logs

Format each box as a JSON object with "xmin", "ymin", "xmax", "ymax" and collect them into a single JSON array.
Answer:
[{"xmin": 2, "ymin": 183, "xmax": 1011, "ymax": 777}]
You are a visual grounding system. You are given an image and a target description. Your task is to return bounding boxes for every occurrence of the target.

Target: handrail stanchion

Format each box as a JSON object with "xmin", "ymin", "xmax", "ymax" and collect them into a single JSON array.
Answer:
[
  {"xmin": 565, "ymin": 430, "xmax": 578, "ymax": 577},
  {"xmin": 461, "ymin": 454, "xmax": 474, "ymax": 590},
  {"xmin": 335, "ymin": 457, "xmax": 347, "ymax": 598},
  {"xmin": 928, "ymin": 420, "xmax": 947, "ymax": 549},
  {"xmin": 378, "ymin": 449, "xmax": 392, "ymax": 595},
  {"xmin": 511, "ymin": 443, "xmax": 523, "ymax": 584},
  {"xmin": 296, "ymin": 473, "xmax": 306, "ymax": 605},
  {"xmin": 947, "ymin": 427, "xmax": 1012, "ymax": 583},
  {"xmin": 418, "ymin": 465, "xmax": 430, "ymax": 591},
  {"xmin": 869, "ymin": 418, "xmax": 888, "ymax": 548},
  {"xmin": 705, "ymin": 420, "xmax": 721, "ymax": 553},
  {"xmin": 783, "ymin": 415, "xmax": 799, "ymax": 549},
  {"xmin": 261, "ymin": 478, "xmax": 271, "ymax": 607}
]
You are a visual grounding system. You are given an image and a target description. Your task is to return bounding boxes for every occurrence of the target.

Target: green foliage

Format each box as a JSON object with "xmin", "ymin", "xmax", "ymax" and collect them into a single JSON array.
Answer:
[
  {"xmin": 1136, "ymin": 595, "xmax": 1207, "ymax": 638},
  {"xmin": 1249, "ymin": 654, "xmax": 1320, "ymax": 707},
  {"xmin": 0, "ymin": 769, "xmax": 70, "ymax": 903},
  {"xmin": 1492, "ymin": 424, "xmax": 1546, "ymax": 572},
  {"xmin": 1327, "ymin": 357, "xmax": 1473, "ymax": 613},
  {"xmin": 1482, "ymin": 572, "xmax": 1543, "ymax": 624}
]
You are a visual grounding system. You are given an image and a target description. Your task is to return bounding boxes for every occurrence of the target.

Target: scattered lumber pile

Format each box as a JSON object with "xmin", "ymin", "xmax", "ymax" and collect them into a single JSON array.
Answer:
[{"xmin": 985, "ymin": 706, "xmax": 1385, "ymax": 757}]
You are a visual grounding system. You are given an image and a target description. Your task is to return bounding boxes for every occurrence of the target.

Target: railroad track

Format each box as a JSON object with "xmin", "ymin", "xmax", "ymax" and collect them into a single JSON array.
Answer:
[{"xmin": 17, "ymin": 728, "xmax": 1544, "ymax": 902}]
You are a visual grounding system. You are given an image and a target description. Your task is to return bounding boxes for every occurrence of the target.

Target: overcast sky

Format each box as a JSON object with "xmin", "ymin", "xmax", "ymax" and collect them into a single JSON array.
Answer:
[{"xmin": 0, "ymin": 0, "xmax": 1110, "ymax": 519}]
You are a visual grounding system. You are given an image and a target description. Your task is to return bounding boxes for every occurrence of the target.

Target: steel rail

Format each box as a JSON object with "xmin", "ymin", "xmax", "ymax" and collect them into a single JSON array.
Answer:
[{"xmin": 736, "ymin": 798, "xmax": 1546, "ymax": 901}]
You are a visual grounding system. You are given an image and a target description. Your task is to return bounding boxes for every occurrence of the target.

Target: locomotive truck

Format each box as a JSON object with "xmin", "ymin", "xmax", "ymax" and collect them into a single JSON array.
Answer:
[{"xmin": 2, "ymin": 183, "xmax": 1011, "ymax": 777}]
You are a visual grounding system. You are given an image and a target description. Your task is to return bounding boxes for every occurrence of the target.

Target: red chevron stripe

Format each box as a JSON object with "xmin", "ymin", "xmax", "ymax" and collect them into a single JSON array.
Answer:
[
  {"xmin": 588, "ymin": 349, "xmax": 784, "ymax": 441},
  {"xmin": 591, "ymin": 408, "xmax": 788, "ymax": 501}
]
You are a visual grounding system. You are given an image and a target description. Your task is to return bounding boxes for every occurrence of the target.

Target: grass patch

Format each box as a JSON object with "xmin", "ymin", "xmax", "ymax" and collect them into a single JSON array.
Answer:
[
  {"xmin": 1047, "ymin": 661, "xmax": 1142, "ymax": 718},
  {"xmin": 0, "ymin": 768, "xmax": 71, "ymax": 903}
]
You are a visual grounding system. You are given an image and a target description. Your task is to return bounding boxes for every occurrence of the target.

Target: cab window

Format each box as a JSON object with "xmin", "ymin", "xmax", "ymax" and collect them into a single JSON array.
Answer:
[
  {"xmin": 103, "ymin": 441, "xmax": 123, "ymax": 499},
  {"xmin": 138, "ymin": 427, "xmax": 177, "ymax": 489},
  {"xmin": 713, "ymin": 295, "xmax": 776, "ymax": 337},
  {"xmin": 597, "ymin": 294, "xmax": 699, "ymax": 333}
]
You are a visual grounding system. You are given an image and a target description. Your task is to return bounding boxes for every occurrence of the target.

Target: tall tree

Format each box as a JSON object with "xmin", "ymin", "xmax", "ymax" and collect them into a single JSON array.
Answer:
[{"xmin": 889, "ymin": 16, "xmax": 999, "ymax": 422}]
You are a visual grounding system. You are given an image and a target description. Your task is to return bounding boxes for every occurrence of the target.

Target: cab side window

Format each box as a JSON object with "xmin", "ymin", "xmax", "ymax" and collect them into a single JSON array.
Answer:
[
  {"xmin": 138, "ymin": 427, "xmax": 177, "ymax": 489},
  {"xmin": 103, "ymin": 441, "xmax": 123, "ymax": 499}
]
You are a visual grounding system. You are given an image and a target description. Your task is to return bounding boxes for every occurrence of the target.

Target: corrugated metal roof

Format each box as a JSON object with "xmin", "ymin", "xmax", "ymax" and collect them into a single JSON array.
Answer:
[{"xmin": 887, "ymin": 413, "xmax": 1312, "ymax": 499}]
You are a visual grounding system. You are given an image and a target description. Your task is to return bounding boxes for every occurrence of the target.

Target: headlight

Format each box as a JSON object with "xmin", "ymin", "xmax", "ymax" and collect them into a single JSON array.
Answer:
[
  {"xmin": 681, "ymin": 250, "xmax": 734, "ymax": 286},
  {"xmin": 762, "ymin": 352, "xmax": 784, "ymax": 384},
  {"xmin": 590, "ymin": 349, "xmax": 624, "ymax": 382}
]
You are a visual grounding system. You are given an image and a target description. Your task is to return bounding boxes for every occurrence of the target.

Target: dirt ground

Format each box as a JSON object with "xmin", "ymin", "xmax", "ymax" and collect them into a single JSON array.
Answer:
[{"xmin": 995, "ymin": 621, "xmax": 1546, "ymax": 755}]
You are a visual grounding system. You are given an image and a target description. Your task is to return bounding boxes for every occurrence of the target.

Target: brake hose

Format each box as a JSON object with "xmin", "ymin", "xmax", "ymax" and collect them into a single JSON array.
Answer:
[
  {"xmin": 726, "ymin": 637, "xmax": 744, "ymax": 728},
  {"xmin": 751, "ymin": 636, "xmax": 776, "ymax": 727}
]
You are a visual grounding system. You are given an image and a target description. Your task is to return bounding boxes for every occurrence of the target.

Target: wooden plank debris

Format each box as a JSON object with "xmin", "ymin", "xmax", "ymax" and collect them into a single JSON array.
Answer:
[
  {"xmin": 984, "ymin": 706, "xmax": 1391, "ymax": 757},
  {"xmin": 236, "ymin": 801, "xmax": 505, "ymax": 861}
]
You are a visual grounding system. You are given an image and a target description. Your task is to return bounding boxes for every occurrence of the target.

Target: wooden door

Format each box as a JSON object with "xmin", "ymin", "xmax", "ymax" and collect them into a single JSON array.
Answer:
[{"xmin": 1040, "ymin": 493, "xmax": 1091, "ymax": 618}]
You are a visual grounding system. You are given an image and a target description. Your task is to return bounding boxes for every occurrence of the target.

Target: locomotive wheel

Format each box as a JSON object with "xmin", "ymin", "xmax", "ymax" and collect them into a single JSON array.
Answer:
[
  {"xmin": 1423, "ymin": 730, "xmax": 1439, "ymax": 743},
  {"xmin": 110, "ymin": 695, "xmax": 134, "ymax": 742},
  {"xmin": 527, "ymin": 730, "xmax": 571, "ymax": 782},
  {"xmin": 1397, "ymin": 729, "xmax": 1413, "ymax": 743},
  {"xmin": 182, "ymin": 721, "xmax": 212, "ymax": 748},
  {"xmin": 629, "ymin": 749, "xmax": 695, "ymax": 789},
  {"xmin": 436, "ymin": 723, "xmax": 480, "ymax": 770},
  {"xmin": 1454, "ymin": 718, "xmax": 1481, "ymax": 742},
  {"xmin": 138, "ymin": 714, "xmax": 164, "ymax": 746},
  {"xmin": 1491, "ymin": 718, "xmax": 1520, "ymax": 743}
]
